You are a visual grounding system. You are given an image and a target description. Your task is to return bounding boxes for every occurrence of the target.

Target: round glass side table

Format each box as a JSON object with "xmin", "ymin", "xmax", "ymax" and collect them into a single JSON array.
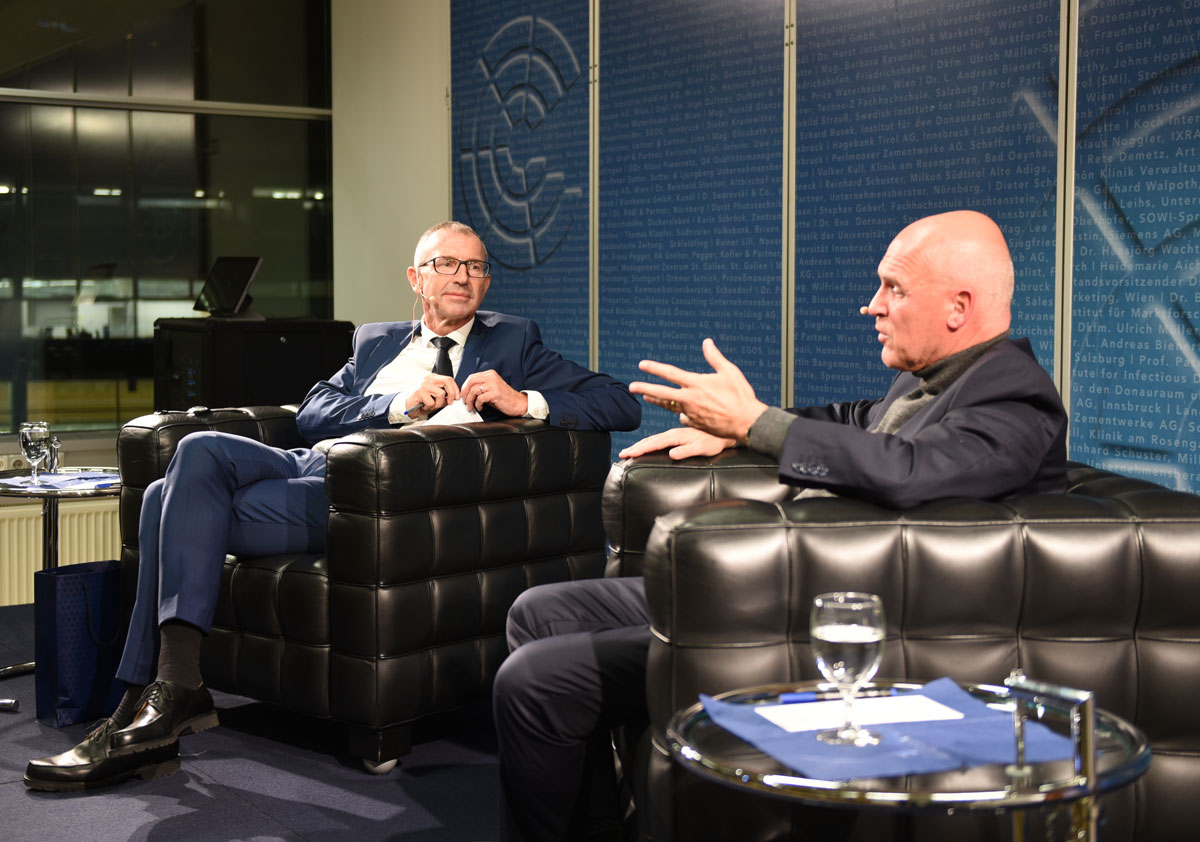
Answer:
[{"xmin": 667, "ymin": 679, "xmax": 1151, "ymax": 841}]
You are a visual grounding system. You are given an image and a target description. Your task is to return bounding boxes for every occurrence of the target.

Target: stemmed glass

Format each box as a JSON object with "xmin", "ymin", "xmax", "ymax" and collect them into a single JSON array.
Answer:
[
  {"xmin": 18, "ymin": 421, "xmax": 52, "ymax": 485},
  {"xmin": 810, "ymin": 592, "xmax": 886, "ymax": 747}
]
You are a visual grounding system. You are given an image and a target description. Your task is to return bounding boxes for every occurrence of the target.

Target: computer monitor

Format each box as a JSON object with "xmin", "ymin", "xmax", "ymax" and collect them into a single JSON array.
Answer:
[{"xmin": 193, "ymin": 256, "xmax": 262, "ymax": 317}]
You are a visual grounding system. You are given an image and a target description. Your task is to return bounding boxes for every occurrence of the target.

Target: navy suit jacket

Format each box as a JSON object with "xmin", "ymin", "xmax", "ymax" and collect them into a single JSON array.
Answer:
[
  {"xmin": 778, "ymin": 338, "xmax": 1068, "ymax": 508},
  {"xmin": 295, "ymin": 311, "xmax": 640, "ymax": 442}
]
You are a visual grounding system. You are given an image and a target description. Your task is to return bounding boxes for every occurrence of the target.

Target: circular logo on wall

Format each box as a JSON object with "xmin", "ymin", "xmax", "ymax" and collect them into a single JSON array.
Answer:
[{"xmin": 457, "ymin": 15, "xmax": 584, "ymax": 270}]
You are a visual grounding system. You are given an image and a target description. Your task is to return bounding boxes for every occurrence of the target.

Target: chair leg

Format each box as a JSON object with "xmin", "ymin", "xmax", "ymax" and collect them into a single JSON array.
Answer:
[{"xmin": 347, "ymin": 723, "xmax": 412, "ymax": 774}]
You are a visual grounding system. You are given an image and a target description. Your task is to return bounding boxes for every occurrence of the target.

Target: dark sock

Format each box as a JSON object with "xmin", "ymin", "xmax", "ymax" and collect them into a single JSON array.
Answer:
[
  {"xmin": 155, "ymin": 619, "xmax": 204, "ymax": 689},
  {"xmin": 111, "ymin": 684, "xmax": 146, "ymax": 728}
]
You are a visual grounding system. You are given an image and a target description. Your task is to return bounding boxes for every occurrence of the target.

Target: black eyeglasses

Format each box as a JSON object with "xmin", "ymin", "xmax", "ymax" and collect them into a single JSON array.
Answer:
[{"xmin": 418, "ymin": 256, "xmax": 491, "ymax": 278}]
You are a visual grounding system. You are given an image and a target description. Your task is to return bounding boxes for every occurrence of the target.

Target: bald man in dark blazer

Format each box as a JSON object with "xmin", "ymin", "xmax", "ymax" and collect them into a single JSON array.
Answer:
[{"xmin": 494, "ymin": 210, "xmax": 1068, "ymax": 842}]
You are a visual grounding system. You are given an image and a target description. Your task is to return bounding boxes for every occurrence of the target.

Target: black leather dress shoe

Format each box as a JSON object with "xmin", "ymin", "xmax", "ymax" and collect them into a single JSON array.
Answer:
[
  {"xmin": 24, "ymin": 717, "xmax": 181, "ymax": 792},
  {"xmin": 109, "ymin": 680, "xmax": 218, "ymax": 757}
]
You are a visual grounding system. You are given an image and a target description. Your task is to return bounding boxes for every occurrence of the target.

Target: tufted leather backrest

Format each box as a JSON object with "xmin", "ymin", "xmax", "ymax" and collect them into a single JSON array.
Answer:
[{"xmin": 605, "ymin": 452, "xmax": 1200, "ymax": 842}]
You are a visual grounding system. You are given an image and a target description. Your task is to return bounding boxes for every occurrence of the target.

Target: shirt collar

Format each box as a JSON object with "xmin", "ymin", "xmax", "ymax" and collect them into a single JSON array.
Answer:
[{"xmin": 418, "ymin": 317, "xmax": 474, "ymax": 348}]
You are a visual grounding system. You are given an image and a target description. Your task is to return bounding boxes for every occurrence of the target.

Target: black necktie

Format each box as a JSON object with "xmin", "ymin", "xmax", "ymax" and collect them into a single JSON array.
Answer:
[{"xmin": 431, "ymin": 336, "xmax": 456, "ymax": 376}]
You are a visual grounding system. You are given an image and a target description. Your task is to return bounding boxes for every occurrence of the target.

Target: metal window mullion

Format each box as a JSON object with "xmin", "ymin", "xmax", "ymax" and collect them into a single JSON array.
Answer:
[
  {"xmin": 782, "ymin": 2, "xmax": 797, "ymax": 407},
  {"xmin": 590, "ymin": 0, "xmax": 601, "ymax": 372},
  {"xmin": 1054, "ymin": 0, "xmax": 1080, "ymax": 448}
]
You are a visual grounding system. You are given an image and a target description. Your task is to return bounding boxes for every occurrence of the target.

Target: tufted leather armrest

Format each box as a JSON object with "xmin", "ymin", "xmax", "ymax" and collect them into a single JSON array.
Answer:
[
  {"xmin": 116, "ymin": 406, "xmax": 305, "ymax": 607},
  {"xmin": 602, "ymin": 447, "xmax": 797, "ymax": 577},
  {"xmin": 117, "ymin": 405, "xmax": 304, "ymax": 483}
]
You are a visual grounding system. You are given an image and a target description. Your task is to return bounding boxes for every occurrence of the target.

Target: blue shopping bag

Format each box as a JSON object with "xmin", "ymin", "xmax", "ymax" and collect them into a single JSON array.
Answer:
[{"xmin": 33, "ymin": 560, "xmax": 125, "ymax": 727}]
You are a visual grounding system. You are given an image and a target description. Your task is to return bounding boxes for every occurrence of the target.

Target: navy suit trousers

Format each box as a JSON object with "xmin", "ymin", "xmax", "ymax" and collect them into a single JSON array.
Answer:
[
  {"xmin": 116, "ymin": 432, "xmax": 327, "ymax": 685},
  {"xmin": 493, "ymin": 576, "xmax": 652, "ymax": 842}
]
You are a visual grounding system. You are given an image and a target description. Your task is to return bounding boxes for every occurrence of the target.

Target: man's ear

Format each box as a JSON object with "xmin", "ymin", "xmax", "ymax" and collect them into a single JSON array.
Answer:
[
  {"xmin": 407, "ymin": 265, "xmax": 419, "ymax": 293},
  {"xmin": 946, "ymin": 290, "xmax": 971, "ymax": 330}
]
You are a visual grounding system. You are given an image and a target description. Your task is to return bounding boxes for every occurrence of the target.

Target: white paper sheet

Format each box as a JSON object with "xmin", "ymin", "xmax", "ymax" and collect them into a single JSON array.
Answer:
[
  {"xmin": 410, "ymin": 399, "xmax": 483, "ymax": 427},
  {"xmin": 754, "ymin": 694, "xmax": 964, "ymax": 733}
]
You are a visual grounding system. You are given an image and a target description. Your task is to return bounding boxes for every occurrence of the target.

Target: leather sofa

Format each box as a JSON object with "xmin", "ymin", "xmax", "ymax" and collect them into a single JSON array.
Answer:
[
  {"xmin": 603, "ymin": 448, "xmax": 1200, "ymax": 841},
  {"xmin": 118, "ymin": 406, "xmax": 612, "ymax": 771}
]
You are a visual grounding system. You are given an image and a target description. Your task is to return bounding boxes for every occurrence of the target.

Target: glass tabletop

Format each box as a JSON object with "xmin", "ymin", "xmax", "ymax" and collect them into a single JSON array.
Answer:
[
  {"xmin": 0, "ymin": 467, "xmax": 121, "ymax": 498},
  {"xmin": 666, "ymin": 679, "xmax": 1151, "ymax": 812}
]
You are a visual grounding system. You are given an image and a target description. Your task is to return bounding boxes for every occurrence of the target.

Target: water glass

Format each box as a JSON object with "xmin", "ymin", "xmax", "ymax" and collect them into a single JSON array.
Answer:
[
  {"xmin": 810, "ymin": 591, "xmax": 886, "ymax": 747},
  {"xmin": 18, "ymin": 421, "xmax": 52, "ymax": 485}
]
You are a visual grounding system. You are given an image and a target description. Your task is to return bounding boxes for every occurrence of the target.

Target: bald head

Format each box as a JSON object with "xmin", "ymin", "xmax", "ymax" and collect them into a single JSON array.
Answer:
[
  {"xmin": 867, "ymin": 210, "xmax": 1014, "ymax": 371},
  {"xmin": 893, "ymin": 210, "xmax": 1014, "ymax": 320}
]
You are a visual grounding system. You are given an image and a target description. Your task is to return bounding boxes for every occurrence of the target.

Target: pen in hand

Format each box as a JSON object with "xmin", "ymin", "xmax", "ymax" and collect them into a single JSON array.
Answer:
[{"xmin": 404, "ymin": 401, "xmax": 426, "ymax": 418}]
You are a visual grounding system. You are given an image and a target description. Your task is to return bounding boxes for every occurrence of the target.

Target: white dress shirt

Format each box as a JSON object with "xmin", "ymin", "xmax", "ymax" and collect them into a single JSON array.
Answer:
[{"xmin": 367, "ymin": 318, "xmax": 548, "ymax": 424}]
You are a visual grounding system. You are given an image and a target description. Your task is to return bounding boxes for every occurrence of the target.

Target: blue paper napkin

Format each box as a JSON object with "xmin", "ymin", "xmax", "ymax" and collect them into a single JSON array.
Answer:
[{"xmin": 700, "ymin": 677, "xmax": 1074, "ymax": 781}]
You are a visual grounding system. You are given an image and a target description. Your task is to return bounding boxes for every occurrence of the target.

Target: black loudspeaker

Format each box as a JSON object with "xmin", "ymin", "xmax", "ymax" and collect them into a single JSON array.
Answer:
[{"xmin": 153, "ymin": 318, "xmax": 354, "ymax": 410}]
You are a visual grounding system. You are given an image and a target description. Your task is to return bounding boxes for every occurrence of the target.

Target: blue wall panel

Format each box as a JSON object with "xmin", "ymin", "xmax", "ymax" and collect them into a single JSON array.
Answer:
[
  {"xmin": 598, "ymin": 0, "xmax": 785, "ymax": 451},
  {"xmin": 792, "ymin": 0, "xmax": 1060, "ymax": 405},
  {"xmin": 1069, "ymin": 1, "xmax": 1200, "ymax": 489},
  {"xmin": 450, "ymin": 0, "xmax": 1200, "ymax": 485},
  {"xmin": 452, "ymin": 0, "xmax": 590, "ymax": 366}
]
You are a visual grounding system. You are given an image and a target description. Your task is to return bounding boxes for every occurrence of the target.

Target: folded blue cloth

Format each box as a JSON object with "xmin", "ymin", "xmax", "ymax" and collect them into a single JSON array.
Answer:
[{"xmin": 700, "ymin": 677, "xmax": 1073, "ymax": 781}]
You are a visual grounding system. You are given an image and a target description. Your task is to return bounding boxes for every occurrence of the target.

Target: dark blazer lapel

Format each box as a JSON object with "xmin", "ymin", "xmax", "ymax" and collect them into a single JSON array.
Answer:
[{"xmin": 355, "ymin": 322, "xmax": 418, "ymax": 393}]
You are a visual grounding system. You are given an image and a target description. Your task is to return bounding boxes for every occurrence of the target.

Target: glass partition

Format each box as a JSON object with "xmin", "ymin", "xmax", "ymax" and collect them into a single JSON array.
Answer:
[{"xmin": 0, "ymin": 0, "xmax": 331, "ymax": 433}]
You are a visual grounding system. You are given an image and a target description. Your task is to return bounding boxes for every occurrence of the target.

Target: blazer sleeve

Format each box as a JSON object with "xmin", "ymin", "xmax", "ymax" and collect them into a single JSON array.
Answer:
[
  {"xmin": 777, "ymin": 345, "xmax": 1067, "ymax": 508},
  {"xmin": 515, "ymin": 320, "xmax": 642, "ymax": 432},
  {"xmin": 295, "ymin": 325, "xmax": 398, "ymax": 442}
]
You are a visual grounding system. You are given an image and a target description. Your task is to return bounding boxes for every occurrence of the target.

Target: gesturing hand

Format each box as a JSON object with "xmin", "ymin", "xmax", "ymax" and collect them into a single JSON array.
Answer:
[{"xmin": 629, "ymin": 338, "xmax": 768, "ymax": 444}]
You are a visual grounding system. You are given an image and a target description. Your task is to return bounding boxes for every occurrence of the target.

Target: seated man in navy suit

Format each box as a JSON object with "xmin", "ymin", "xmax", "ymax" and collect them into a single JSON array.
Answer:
[
  {"xmin": 26, "ymin": 220, "xmax": 641, "ymax": 792},
  {"xmin": 493, "ymin": 210, "xmax": 1068, "ymax": 842}
]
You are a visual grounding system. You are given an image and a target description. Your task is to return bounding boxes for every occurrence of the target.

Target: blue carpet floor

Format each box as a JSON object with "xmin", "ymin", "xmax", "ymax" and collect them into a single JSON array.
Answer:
[{"xmin": 0, "ymin": 604, "xmax": 500, "ymax": 842}]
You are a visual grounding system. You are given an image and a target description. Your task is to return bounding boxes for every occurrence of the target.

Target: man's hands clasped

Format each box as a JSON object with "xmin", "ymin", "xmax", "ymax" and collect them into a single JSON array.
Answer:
[
  {"xmin": 405, "ymin": 370, "xmax": 528, "ymax": 418},
  {"xmin": 460, "ymin": 370, "xmax": 529, "ymax": 416}
]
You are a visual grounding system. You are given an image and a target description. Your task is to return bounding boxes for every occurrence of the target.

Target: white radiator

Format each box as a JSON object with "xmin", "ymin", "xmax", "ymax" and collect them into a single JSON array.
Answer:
[{"xmin": 0, "ymin": 498, "xmax": 121, "ymax": 606}]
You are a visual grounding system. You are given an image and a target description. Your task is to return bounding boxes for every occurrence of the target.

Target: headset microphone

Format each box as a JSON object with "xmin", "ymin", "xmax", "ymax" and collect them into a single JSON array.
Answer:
[{"xmin": 859, "ymin": 306, "xmax": 870, "ymax": 315}]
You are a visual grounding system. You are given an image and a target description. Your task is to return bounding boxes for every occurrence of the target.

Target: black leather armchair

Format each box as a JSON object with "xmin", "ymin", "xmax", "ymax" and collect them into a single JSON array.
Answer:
[
  {"xmin": 603, "ymin": 449, "xmax": 1200, "ymax": 842},
  {"xmin": 118, "ymin": 406, "xmax": 612, "ymax": 771}
]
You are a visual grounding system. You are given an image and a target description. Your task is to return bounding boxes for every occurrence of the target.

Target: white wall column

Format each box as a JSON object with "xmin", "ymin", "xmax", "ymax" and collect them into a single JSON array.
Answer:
[{"xmin": 331, "ymin": 0, "xmax": 451, "ymax": 328}]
